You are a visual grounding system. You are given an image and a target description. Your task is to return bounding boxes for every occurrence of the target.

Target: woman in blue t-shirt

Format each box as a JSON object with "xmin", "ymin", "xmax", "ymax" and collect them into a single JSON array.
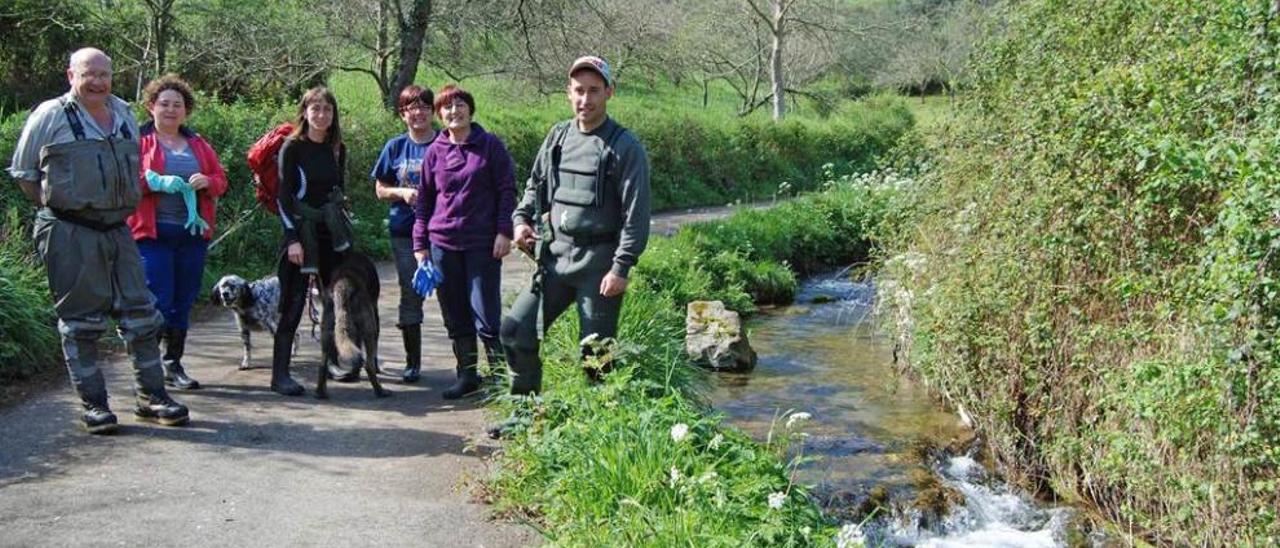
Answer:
[{"xmin": 371, "ymin": 85, "xmax": 435, "ymax": 383}]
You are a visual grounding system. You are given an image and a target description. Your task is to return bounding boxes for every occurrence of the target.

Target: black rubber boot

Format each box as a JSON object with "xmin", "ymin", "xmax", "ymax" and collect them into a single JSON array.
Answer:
[
  {"xmin": 270, "ymin": 331, "xmax": 305, "ymax": 396},
  {"xmin": 506, "ymin": 344, "xmax": 542, "ymax": 396},
  {"xmin": 401, "ymin": 324, "xmax": 422, "ymax": 384},
  {"xmin": 442, "ymin": 337, "xmax": 481, "ymax": 399},
  {"xmin": 162, "ymin": 328, "xmax": 201, "ymax": 390},
  {"xmin": 134, "ymin": 391, "xmax": 190, "ymax": 426},
  {"xmin": 481, "ymin": 337, "xmax": 506, "ymax": 374}
]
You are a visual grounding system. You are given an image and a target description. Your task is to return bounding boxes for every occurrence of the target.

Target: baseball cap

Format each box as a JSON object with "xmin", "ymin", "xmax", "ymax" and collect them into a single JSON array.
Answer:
[{"xmin": 568, "ymin": 55, "xmax": 613, "ymax": 88}]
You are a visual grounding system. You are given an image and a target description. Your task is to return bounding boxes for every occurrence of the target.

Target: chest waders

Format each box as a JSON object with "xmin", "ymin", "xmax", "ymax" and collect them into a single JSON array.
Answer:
[
  {"xmin": 40, "ymin": 99, "xmax": 141, "ymax": 228},
  {"xmin": 33, "ymin": 99, "xmax": 187, "ymax": 432},
  {"xmin": 530, "ymin": 121, "xmax": 627, "ymax": 340}
]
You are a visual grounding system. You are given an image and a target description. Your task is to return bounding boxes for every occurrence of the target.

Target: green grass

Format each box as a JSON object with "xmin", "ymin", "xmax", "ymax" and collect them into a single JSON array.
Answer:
[{"xmin": 486, "ymin": 169, "xmax": 901, "ymax": 545}]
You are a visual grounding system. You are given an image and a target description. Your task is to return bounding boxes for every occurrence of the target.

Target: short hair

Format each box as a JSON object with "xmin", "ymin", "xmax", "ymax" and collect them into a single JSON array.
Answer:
[
  {"xmin": 433, "ymin": 84, "xmax": 475, "ymax": 117},
  {"xmin": 397, "ymin": 85, "xmax": 433, "ymax": 113},
  {"xmin": 142, "ymin": 74, "xmax": 196, "ymax": 114}
]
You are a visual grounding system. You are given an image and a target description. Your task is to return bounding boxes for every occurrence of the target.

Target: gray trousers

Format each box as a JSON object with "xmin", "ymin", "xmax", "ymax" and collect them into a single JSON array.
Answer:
[
  {"xmin": 390, "ymin": 235, "xmax": 425, "ymax": 327},
  {"xmin": 33, "ymin": 209, "xmax": 168, "ymax": 409},
  {"xmin": 499, "ymin": 240, "xmax": 624, "ymax": 394}
]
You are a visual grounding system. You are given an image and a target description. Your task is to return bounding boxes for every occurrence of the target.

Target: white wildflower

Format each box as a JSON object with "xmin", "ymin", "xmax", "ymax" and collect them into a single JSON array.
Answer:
[
  {"xmin": 767, "ymin": 491, "xmax": 786, "ymax": 510},
  {"xmin": 708, "ymin": 433, "xmax": 724, "ymax": 450},
  {"xmin": 670, "ymin": 423, "xmax": 689, "ymax": 443},
  {"xmin": 669, "ymin": 467, "xmax": 681, "ymax": 487},
  {"xmin": 835, "ymin": 522, "xmax": 865, "ymax": 548},
  {"xmin": 786, "ymin": 411, "xmax": 812, "ymax": 429},
  {"xmin": 697, "ymin": 470, "xmax": 718, "ymax": 484}
]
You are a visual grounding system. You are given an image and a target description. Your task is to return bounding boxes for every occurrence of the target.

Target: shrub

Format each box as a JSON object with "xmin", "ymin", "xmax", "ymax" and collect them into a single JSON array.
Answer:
[{"xmin": 880, "ymin": 0, "xmax": 1280, "ymax": 542}]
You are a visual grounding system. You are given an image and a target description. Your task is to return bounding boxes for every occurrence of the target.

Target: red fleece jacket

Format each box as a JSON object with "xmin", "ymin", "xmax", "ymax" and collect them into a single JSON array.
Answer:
[{"xmin": 127, "ymin": 125, "xmax": 229, "ymax": 241}]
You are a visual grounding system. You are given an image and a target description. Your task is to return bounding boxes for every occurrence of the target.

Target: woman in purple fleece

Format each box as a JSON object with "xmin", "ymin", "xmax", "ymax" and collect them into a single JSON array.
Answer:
[{"xmin": 412, "ymin": 84, "xmax": 516, "ymax": 399}]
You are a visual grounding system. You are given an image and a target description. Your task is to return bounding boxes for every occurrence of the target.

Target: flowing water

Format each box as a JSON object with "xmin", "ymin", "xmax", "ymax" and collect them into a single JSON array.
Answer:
[{"xmin": 707, "ymin": 275, "xmax": 1102, "ymax": 546}]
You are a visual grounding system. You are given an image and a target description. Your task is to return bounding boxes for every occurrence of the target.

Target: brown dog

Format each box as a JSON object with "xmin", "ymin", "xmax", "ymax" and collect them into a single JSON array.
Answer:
[{"xmin": 316, "ymin": 252, "xmax": 389, "ymax": 399}]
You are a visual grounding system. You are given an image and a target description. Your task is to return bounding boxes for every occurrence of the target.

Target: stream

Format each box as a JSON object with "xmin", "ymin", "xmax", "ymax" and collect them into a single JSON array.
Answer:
[{"xmin": 707, "ymin": 275, "xmax": 1104, "ymax": 546}]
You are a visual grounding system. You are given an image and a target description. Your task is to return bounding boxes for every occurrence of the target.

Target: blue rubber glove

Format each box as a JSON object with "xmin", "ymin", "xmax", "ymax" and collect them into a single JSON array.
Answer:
[{"xmin": 412, "ymin": 258, "xmax": 444, "ymax": 297}]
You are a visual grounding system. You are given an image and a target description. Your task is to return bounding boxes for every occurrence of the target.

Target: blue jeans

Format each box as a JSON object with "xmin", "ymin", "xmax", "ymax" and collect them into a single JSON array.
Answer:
[
  {"xmin": 136, "ymin": 222, "xmax": 208, "ymax": 330},
  {"xmin": 430, "ymin": 245, "xmax": 502, "ymax": 342}
]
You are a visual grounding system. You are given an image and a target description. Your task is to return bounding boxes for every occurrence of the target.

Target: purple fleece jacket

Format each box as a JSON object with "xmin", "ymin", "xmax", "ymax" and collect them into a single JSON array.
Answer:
[{"xmin": 412, "ymin": 123, "xmax": 516, "ymax": 251}]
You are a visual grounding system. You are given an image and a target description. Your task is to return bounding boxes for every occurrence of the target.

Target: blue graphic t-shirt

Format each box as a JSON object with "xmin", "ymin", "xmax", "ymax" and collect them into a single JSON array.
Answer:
[{"xmin": 371, "ymin": 132, "xmax": 434, "ymax": 237}]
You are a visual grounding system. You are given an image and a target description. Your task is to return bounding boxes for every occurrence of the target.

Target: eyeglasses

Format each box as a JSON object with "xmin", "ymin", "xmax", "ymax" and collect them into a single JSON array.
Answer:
[{"xmin": 402, "ymin": 103, "xmax": 431, "ymax": 114}]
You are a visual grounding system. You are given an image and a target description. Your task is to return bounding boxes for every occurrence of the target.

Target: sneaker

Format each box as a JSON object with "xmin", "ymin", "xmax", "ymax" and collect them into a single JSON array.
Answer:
[
  {"xmin": 134, "ymin": 394, "xmax": 190, "ymax": 427},
  {"xmin": 82, "ymin": 406, "xmax": 119, "ymax": 435}
]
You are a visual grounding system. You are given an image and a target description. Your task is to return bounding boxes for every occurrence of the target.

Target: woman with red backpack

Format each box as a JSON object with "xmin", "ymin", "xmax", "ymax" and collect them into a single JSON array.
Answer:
[{"xmin": 269, "ymin": 86, "xmax": 350, "ymax": 396}]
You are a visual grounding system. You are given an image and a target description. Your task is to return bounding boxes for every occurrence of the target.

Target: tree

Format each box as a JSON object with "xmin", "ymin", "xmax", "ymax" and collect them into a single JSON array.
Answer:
[
  {"xmin": 140, "ymin": 0, "xmax": 178, "ymax": 75},
  {"xmin": 325, "ymin": 0, "xmax": 434, "ymax": 111},
  {"xmin": 745, "ymin": 0, "xmax": 798, "ymax": 121}
]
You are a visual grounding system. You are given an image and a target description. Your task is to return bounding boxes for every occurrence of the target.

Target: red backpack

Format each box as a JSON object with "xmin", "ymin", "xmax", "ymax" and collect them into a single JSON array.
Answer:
[{"xmin": 246, "ymin": 123, "xmax": 294, "ymax": 215}]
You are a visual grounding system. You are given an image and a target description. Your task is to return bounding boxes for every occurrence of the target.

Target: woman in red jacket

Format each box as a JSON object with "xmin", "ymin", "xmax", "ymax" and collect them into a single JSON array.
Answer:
[{"xmin": 128, "ymin": 74, "xmax": 229, "ymax": 390}]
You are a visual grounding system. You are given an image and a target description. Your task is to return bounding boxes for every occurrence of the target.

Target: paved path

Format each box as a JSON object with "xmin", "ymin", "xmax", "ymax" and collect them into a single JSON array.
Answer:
[{"xmin": 0, "ymin": 205, "xmax": 743, "ymax": 547}]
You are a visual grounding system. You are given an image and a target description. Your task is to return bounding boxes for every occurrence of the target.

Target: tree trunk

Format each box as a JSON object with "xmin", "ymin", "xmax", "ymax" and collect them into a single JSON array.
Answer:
[
  {"xmin": 769, "ymin": 0, "xmax": 786, "ymax": 121},
  {"xmin": 386, "ymin": 0, "xmax": 433, "ymax": 111},
  {"xmin": 145, "ymin": 0, "xmax": 177, "ymax": 76}
]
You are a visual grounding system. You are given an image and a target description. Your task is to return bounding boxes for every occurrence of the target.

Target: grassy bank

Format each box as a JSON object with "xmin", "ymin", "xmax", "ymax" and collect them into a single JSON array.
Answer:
[
  {"xmin": 879, "ymin": 0, "xmax": 1280, "ymax": 542},
  {"xmin": 485, "ymin": 171, "xmax": 902, "ymax": 545}
]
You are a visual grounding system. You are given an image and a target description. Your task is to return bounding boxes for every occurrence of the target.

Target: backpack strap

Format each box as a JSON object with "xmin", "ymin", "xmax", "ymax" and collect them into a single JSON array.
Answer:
[
  {"xmin": 597, "ymin": 122, "xmax": 627, "ymax": 181},
  {"xmin": 60, "ymin": 98, "xmax": 87, "ymax": 141},
  {"xmin": 542, "ymin": 121, "xmax": 574, "ymax": 211}
]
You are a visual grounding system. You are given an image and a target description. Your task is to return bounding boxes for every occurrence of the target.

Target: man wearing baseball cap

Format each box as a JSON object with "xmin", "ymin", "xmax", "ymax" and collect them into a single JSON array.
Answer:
[{"xmin": 494, "ymin": 55, "xmax": 651, "ymax": 435}]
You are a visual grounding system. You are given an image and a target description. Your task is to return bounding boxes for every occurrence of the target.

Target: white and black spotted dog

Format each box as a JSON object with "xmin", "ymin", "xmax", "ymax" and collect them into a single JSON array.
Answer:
[{"xmin": 211, "ymin": 274, "xmax": 283, "ymax": 370}]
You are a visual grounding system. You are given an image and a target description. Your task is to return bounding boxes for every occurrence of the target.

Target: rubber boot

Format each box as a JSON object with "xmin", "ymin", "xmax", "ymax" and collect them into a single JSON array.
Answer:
[
  {"xmin": 270, "ymin": 331, "xmax": 305, "ymax": 396},
  {"xmin": 401, "ymin": 324, "xmax": 422, "ymax": 383},
  {"xmin": 162, "ymin": 328, "xmax": 201, "ymax": 390},
  {"xmin": 505, "ymin": 343, "xmax": 542, "ymax": 396},
  {"xmin": 481, "ymin": 337, "xmax": 506, "ymax": 378},
  {"xmin": 441, "ymin": 337, "xmax": 481, "ymax": 399}
]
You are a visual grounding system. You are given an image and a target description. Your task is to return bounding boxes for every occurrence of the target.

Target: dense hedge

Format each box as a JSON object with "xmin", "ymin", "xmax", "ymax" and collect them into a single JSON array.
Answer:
[{"xmin": 880, "ymin": 0, "xmax": 1280, "ymax": 542}]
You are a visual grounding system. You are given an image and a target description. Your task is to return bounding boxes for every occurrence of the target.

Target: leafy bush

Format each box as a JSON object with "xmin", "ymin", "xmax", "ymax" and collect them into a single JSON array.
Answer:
[
  {"xmin": 0, "ymin": 209, "xmax": 58, "ymax": 383},
  {"xmin": 880, "ymin": 0, "xmax": 1280, "ymax": 542},
  {"xmin": 636, "ymin": 166, "xmax": 905, "ymax": 314}
]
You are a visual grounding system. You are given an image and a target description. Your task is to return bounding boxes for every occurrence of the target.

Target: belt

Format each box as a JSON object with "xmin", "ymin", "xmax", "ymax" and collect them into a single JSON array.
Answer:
[
  {"xmin": 50, "ymin": 209, "xmax": 127, "ymax": 232},
  {"xmin": 555, "ymin": 231, "xmax": 618, "ymax": 247}
]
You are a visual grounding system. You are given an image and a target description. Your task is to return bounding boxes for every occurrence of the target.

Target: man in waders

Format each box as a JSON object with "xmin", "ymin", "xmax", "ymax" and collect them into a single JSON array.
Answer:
[
  {"xmin": 8, "ymin": 48, "xmax": 190, "ymax": 434},
  {"xmin": 493, "ymin": 55, "xmax": 651, "ymax": 437}
]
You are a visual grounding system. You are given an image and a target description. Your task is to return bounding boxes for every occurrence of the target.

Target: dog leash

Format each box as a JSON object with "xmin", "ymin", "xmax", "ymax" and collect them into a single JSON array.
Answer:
[{"xmin": 307, "ymin": 273, "xmax": 321, "ymax": 341}]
